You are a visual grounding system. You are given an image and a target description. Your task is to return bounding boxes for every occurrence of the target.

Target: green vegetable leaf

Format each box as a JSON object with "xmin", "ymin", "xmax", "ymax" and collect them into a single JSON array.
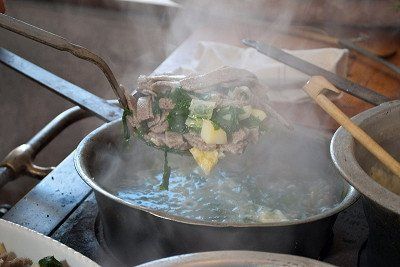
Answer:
[
  {"xmin": 122, "ymin": 108, "xmax": 133, "ymax": 145},
  {"xmin": 159, "ymin": 151, "xmax": 171, "ymax": 190},
  {"xmin": 185, "ymin": 99, "xmax": 216, "ymax": 132},
  {"xmin": 169, "ymin": 87, "xmax": 192, "ymax": 109},
  {"xmin": 211, "ymin": 106, "xmax": 241, "ymax": 135},
  {"xmin": 38, "ymin": 256, "xmax": 62, "ymax": 267},
  {"xmin": 240, "ymin": 115, "xmax": 262, "ymax": 128},
  {"xmin": 167, "ymin": 87, "xmax": 192, "ymax": 133}
]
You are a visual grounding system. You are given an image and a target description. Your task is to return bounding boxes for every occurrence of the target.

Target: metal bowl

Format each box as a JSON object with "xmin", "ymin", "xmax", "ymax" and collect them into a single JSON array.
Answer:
[
  {"xmin": 331, "ymin": 100, "xmax": 400, "ymax": 266},
  {"xmin": 137, "ymin": 250, "xmax": 334, "ymax": 267},
  {"xmin": 75, "ymin": 120, "xmax": 358, "ymax": 265}
]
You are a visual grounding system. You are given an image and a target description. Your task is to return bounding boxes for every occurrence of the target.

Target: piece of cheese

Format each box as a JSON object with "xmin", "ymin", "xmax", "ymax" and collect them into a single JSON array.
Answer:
[{"xmin": 189, "ymin": 147, "xmax": 219, "ymax": 175}]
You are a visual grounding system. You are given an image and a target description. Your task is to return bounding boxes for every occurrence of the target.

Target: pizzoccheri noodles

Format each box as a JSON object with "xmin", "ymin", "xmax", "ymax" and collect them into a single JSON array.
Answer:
[{"xmin": 122, "ymin": 67, "xmax": 288, "ymax": 189}]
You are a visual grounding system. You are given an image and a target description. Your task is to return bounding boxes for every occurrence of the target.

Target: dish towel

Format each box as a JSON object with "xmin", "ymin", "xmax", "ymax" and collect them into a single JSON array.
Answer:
[{"xmin": 169, "ymin": 41, "xmax": 348, "ymax": 103}]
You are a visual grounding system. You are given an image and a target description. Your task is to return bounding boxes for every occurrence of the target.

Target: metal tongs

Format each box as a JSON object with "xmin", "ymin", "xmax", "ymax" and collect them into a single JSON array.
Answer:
[{"xmin": 0, "ymin": 13, "xmax": 129, "ymax": 108}]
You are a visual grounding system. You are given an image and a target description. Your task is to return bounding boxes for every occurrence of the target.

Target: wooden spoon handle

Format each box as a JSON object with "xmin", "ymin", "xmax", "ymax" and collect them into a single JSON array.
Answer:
[{"xmin": 304, "ymin": 76, "xmax": 400, "ymax": 178}]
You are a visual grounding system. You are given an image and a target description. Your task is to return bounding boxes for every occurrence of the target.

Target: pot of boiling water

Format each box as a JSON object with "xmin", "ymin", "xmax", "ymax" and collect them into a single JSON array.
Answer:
[
  {"xmin": 331, "ymin": 100, "xmax": 400, "ymax": 267},
  {"xmin": 75, "ymin": 120, "xmax": 358, "ymax": 266}
]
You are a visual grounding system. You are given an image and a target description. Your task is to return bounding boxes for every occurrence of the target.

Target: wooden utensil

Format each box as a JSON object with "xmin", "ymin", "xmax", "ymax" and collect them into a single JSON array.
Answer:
[{"xmin": 303, "ymin": 76, "xmax": 400, "ymax": 178}]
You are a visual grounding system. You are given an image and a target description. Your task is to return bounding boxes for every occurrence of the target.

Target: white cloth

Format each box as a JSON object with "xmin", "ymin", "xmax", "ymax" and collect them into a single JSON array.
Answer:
[{"xmin": 170, "ymin": 41, "xmax": 348, "ymax": 103}]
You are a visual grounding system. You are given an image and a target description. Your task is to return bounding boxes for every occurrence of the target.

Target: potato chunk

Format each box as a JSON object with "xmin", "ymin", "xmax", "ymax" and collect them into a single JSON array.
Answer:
[
  {"xmin": 189, "ymin": 147, "xmax": 219, "ymax": 175},
  {"xmin": 200, "ymin": 119, "xmax": 227, "ymax": 145},
  {"xmin": 251, "ymin": 109, "xmax": 267, "ymax": 121}
]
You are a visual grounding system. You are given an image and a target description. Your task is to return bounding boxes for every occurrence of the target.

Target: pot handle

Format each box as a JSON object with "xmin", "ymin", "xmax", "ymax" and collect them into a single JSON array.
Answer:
[{"xmin": 0, "ymin": 106, "xmax": 91, "ymax": 189}]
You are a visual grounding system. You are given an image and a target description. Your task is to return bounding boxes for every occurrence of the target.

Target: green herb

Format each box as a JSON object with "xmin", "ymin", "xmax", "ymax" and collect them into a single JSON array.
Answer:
[
  {"xmin": 159, "ymin": 151, "xmax": 171, "ymax": 190},
  {"xmin": 185, "ymin": 117, "xmax": 203, "ymax": 133},
  {"xmin": 167, "ymin": 87, "xmax": 192, "ymax": 133},
  {"xmin": 185, "ymin": 99, "xmax": 216, "ymax": 132},
  {"xmin": 38, "ymin": 256, "xmax": 62, "ymax": 267},
  {"xmin": 122, "ymin": 108, "xmax": 133, "ymax": 145},
  {"xmin": 240, "ymin": 115, "xmax": 262, "ymax": 128},
  {"xmin": 170, "ymin": 87, "xmax": 192, "ymax": 109},
  {"xmin": 211, "ymin": 120, "xmax": 220, "ymax": 130},
  {"xmin": 211, "ymin": 106, "xmax": 242, "ymax": 135}
]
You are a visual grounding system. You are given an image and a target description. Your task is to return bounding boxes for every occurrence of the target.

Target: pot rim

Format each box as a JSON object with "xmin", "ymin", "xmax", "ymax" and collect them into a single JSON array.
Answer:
[
  {"xmin": 137, "ymin": 250, "xmax": 334, "ymax": 266},
  {"xmin": 74, "ymin": 119, "xmax": 359, "ymax": 228},
  {"xmin": 331, "ymin": 100, "xmax": 400, "ymax": 215}
]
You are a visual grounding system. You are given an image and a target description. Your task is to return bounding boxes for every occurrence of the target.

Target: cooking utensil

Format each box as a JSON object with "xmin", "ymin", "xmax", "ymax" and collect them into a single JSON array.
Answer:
[
  {"xmin": 331, "ymin": 100, "xmax": 400, "ymax": 266},
  {"xmin": 138, "ymin": 250, "xmax": 335, "ymax": 267},
  {"xmin": 286, "ymin": 27, "xmax": 398, "ymax": 60},
  {"xmin": 0, "ymin": 48, "xmax": 122, "ymax": 122},
  {"xmin": 74, "ymin": 118, "xmax": 358, "ymax": 266},
  {"xmin": 0, "ymin": 13, "xmax": 128, "ymax": 108},
  {"xmin": 242, "ymin": 39, "xmax": 390, "ymax": 106},
  {"xmin": 303, "ymin": 76, "xmax": 400, "ymax": 179}
]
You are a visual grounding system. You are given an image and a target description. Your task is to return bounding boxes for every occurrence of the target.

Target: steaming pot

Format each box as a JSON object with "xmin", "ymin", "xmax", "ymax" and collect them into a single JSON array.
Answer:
[
  {"xmin": 331, "ymin": 100, "xmax": 400, "ymax": 266},
  {"xmin": 75, "ymin": 120, "xmax": 358, "ymax": 266}
]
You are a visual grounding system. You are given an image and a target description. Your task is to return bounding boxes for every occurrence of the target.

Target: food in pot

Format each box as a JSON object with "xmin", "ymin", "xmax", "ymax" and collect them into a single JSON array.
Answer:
[
  {"xmin": 370, "ymin": 165, "xmax": 400, "ymax": 195},
  {"xmin": 99, "ymin": 128, "xmax": 344, "ymax": 223},
  {"xmin": 0, "ymin": 243, "xmax": 62, "ymax": 267},
  {"xmin": 122, "ymin": 67, "xmax": 288, "ymax": 184}
]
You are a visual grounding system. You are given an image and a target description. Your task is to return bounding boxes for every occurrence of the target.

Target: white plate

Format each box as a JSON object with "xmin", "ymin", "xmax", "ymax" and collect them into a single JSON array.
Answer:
[{"xmin": 0, "ymin": 219, "xmax": 100, "ymax": 267}]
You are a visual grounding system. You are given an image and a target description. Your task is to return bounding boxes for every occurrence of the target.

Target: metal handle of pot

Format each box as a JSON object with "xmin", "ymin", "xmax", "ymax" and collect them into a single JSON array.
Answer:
[
  {"xmin": 0, "ymin": 106, "xmax": 92, "ymax": 188},
  {"xmin": 0, "ymin": 13, "xmax": 128, "ymax": 108},
  {"xmin": 0, "ymin": 167, "xmax": 15, "ymax": 189}
]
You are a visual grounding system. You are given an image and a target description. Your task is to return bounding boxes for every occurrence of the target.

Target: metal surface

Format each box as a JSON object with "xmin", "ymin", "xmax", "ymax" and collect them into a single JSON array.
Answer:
[
  {"xmin": 138, "ymin": 250, "xmax": 334, "ymax": 267},
  {"xmin": 0, "ymin": 14, "xmax": 128, "ymax": 108},
  {"xmin": 74, "ymin": 119, "xmax": 359, "ymax": 266},
  {"xmin": 2, "ymin": 152, "xmax": 92, "ymax": 235},
  {"xmin": 0, "ymin": 48, "xmax": 122, "ymax": 122},
  {"xmin": 338, "ymin": 39, "xmax": 400, "ymax": 75},
  {"xmin": 331, "ymin": 100, "xmax": 400, "ymax": 266},
  {"xmin": 242, "ymin": 39, "xmax": 390, "ymax": 106}
]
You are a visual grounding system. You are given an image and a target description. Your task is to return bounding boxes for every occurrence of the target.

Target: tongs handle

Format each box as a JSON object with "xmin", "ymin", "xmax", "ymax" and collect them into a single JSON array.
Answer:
[{"xmin": 0, "ymin": 13, "xmax": 128, "ymax": 108}]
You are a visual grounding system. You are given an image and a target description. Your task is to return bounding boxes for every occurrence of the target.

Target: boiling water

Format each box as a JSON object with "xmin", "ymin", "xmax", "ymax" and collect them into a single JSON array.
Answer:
[
  {"xmin": 108, "ymin": 167, "xmax": 342, "ymax": 223},
  {"xmin": 98, "ymin": 129, "xmax": 345, "ymax": 224}
]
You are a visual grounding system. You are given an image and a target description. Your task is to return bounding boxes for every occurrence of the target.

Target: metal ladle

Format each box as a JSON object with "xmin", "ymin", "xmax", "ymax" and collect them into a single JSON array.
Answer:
[{"xmin": 0, "ymin": 13, "xmax": 128, "ymax": 108}]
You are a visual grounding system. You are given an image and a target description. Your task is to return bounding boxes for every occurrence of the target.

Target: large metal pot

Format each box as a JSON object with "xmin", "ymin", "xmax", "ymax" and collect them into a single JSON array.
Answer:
[
  {"xmin": 75, "ymin": 120, "xmax": 358, "ymax": 266},
  {"xmin": 331, "ymin": 100, "xmax": 400, "ymax": 266},
  {"xmin": 137, "ymin": 250, "xmax": 334, "ymax": 267}
]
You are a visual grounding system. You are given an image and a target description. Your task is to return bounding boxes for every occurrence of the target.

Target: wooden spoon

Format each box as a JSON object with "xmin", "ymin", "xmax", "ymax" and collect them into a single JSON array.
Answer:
[{"xmin": 303, "ymin": 76, "xmax": 400, "ymax": 178}]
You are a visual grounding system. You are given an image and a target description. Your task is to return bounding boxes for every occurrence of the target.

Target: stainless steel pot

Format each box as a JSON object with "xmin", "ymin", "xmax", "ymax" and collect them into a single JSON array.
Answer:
[
  {"xmin": 331, "ymin": 100, "xmax": 400, "ymax": 266},
  {"xmin": 75, "ymin": 120, "xmax": 358, "ymax": 266},
  {"xmin": 137, "ymin": 250, "xmax": 335, "ymax": 267}
]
